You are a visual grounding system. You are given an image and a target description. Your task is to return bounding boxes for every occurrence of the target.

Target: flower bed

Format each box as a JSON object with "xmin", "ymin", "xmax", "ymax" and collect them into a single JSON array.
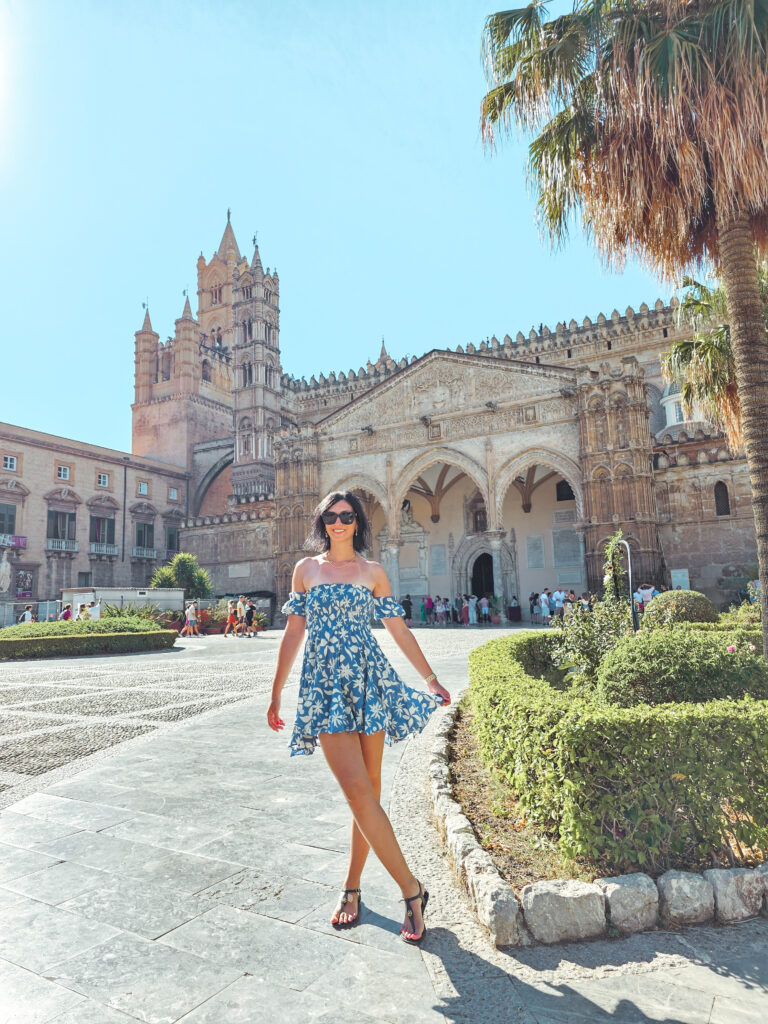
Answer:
[
  {"xmin": 469, "ymin": 631, "xmax": 768, "ymax": 871},
  {"xmin": 0, "ymin": 629, "xmax": 177, "ymax": 660}
]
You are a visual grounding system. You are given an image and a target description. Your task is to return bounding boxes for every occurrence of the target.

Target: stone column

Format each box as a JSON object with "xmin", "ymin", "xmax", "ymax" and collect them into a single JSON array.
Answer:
[
  {"xmin": 384, "ymin": 538, "xmax": 401, "ymax": 599},
  {"xmin": 486, "ymin": 530, "xmax": 506, "ymax": 621}
]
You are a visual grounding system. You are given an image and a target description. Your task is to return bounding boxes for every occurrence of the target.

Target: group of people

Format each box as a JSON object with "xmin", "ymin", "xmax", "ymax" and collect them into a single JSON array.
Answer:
[
  {"xmin": 400, "ymin": 593, "xmax": 499, "ymax": 627},
  {"xmin": 224, "ymin": 595, "xmax": 261, "ymax": 638},
  {"xmin": 528, "ymin": 588, "xmax": 590, "ymax": 625}
]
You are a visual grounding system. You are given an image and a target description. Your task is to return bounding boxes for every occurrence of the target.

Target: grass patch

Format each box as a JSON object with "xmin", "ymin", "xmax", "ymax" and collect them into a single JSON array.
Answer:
[{"xmin": 449, "ymin": 696, "xmax": 593, "ymax": 894}]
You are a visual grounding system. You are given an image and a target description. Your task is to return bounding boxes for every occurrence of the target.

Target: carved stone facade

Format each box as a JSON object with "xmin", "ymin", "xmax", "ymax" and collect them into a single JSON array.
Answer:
[{"xmin": 4, "ymin": 216, "xmax": 755, "ymax": 612}]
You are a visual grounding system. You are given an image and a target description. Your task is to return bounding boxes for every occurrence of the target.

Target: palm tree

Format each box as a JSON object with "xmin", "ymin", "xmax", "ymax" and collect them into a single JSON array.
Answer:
[
  {"xmin": 482, "ymin": 0, "xmax": 768, "ymax": 653},
  {"xmin": 661, "ymin": 264, "xmax": 768, "ymax": 453}
]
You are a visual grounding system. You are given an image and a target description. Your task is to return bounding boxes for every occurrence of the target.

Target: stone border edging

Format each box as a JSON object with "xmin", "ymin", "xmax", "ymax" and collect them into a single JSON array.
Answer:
[{"xmin": 428, "ymin": 705, "xmax": 768, "ymax": 947}]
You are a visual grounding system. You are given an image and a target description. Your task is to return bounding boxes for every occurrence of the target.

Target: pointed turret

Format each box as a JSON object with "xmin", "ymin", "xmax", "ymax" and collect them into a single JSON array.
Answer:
[
  {"xmin": 379, "ymin": 337, "xmax": 388, "ymax": 362},
  {"xmin": 251, "ymin": 243, "xmax": 263, "ymax": 273},
  {"xmin": 180, "ymin": 295, "xmax": 194, "ymax": 321},
  {"xmin": 217, "ymin": 210, "xmax": 240, "ymax": 261},
  {"xmin": 141, "ymin": 308, "xmax": 153, "ymax": 332}
]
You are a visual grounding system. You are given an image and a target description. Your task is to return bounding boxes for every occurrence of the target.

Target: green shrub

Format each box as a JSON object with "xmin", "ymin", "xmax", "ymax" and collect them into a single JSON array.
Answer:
[
  {"xmin": 720, "ymin": 598, "xmax": 762, "ymax": 628},
  {"xmin": 103, "ymin": 602, "xmax": 163, "ymax": 620},
  {"xmin": 0, "ymin": 629, "xmax": 177, "ymax": 660},
  {"xmin": 469, "ymin": 632, "xmax": 768, "ymax": 870},
  {"xmin": 551, "ymin": 530, "xmax": 632, "ymax": 685},
  {"xmin": 0, "ymin": 616, "xmax": 161, "ymax": 639},
  {"xmin": 596, "ymin": 629, "xmax": 768, "ymax": 707},
  {"xmin": 642, "ymin": 589, "xmax": 718, "ymax": 627},
  {"xmin": 151, "ymin": 552, "xmax": 212, "ymax": 598}
]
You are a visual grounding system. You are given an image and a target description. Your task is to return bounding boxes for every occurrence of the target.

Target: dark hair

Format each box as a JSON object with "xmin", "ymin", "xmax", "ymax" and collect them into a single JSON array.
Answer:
[{"xmin": 305, "ymin": 491, "xmax": 371, "ymax": 553}]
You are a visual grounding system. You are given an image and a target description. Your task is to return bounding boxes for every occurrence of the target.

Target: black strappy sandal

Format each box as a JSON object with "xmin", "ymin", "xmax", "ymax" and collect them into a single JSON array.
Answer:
[
  {"xmin": 400, "ymin": 881, "xmax": 430, "ymax": 945},
  {"xmin": 331, "ymin": 887, "xmax": 361, "ymax": 930}
]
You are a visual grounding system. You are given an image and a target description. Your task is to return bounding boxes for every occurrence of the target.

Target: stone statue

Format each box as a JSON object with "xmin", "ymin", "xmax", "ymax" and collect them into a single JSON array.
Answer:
[
  {"xmin": 0, "ymin": 550, "xmax": 11, "ymax": 593},
  {"xmin": 400, "ymin": 499, "xmax": 414, "ymax": 526}
]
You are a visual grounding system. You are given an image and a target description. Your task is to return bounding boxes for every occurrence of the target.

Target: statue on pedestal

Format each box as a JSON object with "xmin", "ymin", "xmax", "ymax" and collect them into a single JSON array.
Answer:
[{"xmin": 0, "ymin": 550, "xmax": 11, "ymax": 594}]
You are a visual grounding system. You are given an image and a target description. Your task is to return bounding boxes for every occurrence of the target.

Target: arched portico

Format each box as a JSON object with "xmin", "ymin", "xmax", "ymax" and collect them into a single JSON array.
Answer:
[
  {"xmin": 391, "ymin": 446, "xmax": 489, "ymax": 537},
  {"xmin": 193, "ymin": 451, "xmax": 234, "ymax": 516},
  {"xmin": 493, "ymin": 448, "xmax": 584, "ymax": 524}
]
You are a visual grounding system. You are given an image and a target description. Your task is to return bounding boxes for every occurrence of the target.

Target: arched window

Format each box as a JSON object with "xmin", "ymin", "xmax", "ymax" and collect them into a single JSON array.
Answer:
[{"xmin": 714, "ymin": 481, "xmax": 731, "ymax": 516}]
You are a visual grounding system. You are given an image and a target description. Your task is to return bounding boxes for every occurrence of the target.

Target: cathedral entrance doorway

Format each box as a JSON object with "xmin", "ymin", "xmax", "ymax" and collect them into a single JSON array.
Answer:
[{"xmin": 471, "ymin": 552, "xmax": 494, "ymax": 599}]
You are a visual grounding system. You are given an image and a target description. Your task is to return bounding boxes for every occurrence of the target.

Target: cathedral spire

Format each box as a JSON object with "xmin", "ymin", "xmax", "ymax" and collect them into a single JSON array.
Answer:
[
  {"xmin": 180, "ymin": 294, "xmax": 194, "ymax": 320},
  {"xmin": 217, "ymin": 211, "xmax": 240, "ymax": 261},
  {"xmin": 379, "ymin": 337, "xmax": 388, "ymax": 361},
  {"xmin": 140, "ymin": 308, "xmax": 153, "ymax": 332},
  {"xmin": 251, "ymin": 237, "xmax": 263, "ymax": 272}
]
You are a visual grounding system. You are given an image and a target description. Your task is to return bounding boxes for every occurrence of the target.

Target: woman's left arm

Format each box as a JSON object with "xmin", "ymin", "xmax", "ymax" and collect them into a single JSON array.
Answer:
[{"xmin": 373, "ymin": 565, "xmax": 451, "ymax": 706}]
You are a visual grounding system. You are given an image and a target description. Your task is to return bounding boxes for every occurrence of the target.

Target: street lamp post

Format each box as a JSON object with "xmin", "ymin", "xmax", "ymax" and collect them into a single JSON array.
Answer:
[{"xmin": 617, "ymin": 538, "xmax": 639, "ymax": 631}]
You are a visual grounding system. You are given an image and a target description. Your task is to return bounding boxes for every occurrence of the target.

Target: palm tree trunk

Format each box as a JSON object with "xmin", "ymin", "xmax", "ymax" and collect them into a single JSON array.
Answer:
[{"xmin": 716, "ymin": 211, "xmax": 768, "ymax": 656}]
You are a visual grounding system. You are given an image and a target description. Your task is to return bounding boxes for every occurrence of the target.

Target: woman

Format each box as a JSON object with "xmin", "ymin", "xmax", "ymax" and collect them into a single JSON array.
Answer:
[
  {"xmin": 59, "ymin": 603, "xmax": 72, "ymax": 621},
  {"xmin": 460, "ymin": 595, "xmax": 469, "ymax": 625},
  {"xmin": 224, "ymin": 600, "xmax": 238, "ymax": 638},
  {"xmin": 267, "ymin": 491, "xmax": 450, "ymax": 945}
]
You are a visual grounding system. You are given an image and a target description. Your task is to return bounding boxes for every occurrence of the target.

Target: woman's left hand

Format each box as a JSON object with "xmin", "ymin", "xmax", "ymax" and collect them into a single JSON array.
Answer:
[{"xmin": 427, "ymin": 679, "xmax": 451, "ymax": 706}]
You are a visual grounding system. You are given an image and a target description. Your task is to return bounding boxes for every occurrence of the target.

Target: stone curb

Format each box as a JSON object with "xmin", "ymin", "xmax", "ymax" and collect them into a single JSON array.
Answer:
[{"xmin": 428, "ymin": 704, "xmax": 768, "ymax": 948}]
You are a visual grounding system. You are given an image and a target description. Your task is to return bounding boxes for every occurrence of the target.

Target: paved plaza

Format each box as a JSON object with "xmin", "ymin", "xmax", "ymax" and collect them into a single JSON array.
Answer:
[{"xmin": 0, "ymin": 629, "xmax": 767, "ymax": 1023}]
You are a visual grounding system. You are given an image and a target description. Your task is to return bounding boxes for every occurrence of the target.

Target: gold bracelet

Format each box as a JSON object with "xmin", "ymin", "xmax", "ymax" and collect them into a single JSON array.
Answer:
[{"xmin": 424, "ymin": 672, "xmax": 437, "ymax": 685}]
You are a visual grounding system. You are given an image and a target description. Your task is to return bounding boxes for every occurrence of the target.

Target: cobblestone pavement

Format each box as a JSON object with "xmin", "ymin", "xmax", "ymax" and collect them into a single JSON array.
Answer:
[{"xmin": 0, "ymin": 629, "xmax": 766, "ymax": 1023}]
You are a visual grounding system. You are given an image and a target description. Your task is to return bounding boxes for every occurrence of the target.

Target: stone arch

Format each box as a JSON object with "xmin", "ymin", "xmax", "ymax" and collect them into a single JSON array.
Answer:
[
  {"xmin": 323, "ymin": 473, "xmax": 388, "ymax": 516},
  {"xmin": 493, "ymin": 448, "xmax": 584, "ymax": 524},
  {"xmin": 392, "ymin": 447, "xmax": 488, "ymax": 535},
  {"xmin": 192, "ymin": 450, "xmax": 234, "ymax": 516}
]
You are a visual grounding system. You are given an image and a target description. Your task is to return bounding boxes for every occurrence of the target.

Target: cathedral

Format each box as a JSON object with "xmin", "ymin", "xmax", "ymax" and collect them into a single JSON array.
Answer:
[{"xmin": 129, "ymin": 215, "xmax": 757, "ymax": 617}]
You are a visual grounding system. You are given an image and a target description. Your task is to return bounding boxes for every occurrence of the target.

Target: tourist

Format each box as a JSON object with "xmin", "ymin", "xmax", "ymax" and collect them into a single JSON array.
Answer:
[
  {"xmin": 237, "ymin": 594, "xmax": 247, "ymax": 634},
  {"xmin": 425, "ymin": 594, "xmax": 434, "ymax": 625},
  {"xmin": 639, "ymin": 582, "xmax": 656, "ymax": 607},
  {"xmin": 468, "ymin": 593, "xmax": 478, "ymax": 625},
  {"xmin": 88, "ymin": 600, "xmax": 102, "ymax": 620},
  {"xmin": 529, "ymin": 591, "xmax": 537, "ymax": 619},
  {"xmin": 401, "ymin": 593, "xmax": 413, "ymax": 627},
  {"xmin": 551, "ymin": 586, "xmax": 565, "ymax": 620},
  {"xmin": 633, "ymin": 587, "xmax": 644, "ymax": 613},
  {"xmin": 508, "ymin": 595, "xmax": 521, "ymax": 622},
  {"xmin": 479, "ymin": 595, "xmax": 489, "ymax": 624},
  {"xmin": 244, "ymin": 600, "xmax": 256, "ymax": 637},
  {"xmin": 181, "ymin": 601, "xmax": 200, "ymax": 637},
  {"xmin": 434, "ymin": 595, "xmax": 444, "ymax": 627},
  {"xmin": 58, "ymin": 603, "xmax": 72, "ymax": 621},
  {"xmin": 224, "ymin": 600, "xmax": 238, "ymax": 638},
  {"xmin": 460, "ymin": 595, "xmax": 469, "ymax": 625},
  {"xmin": 75, "ymin": 603, "xmax": 89, "ymax": 621},
  {"xmin": 18, "ymin": 604, "xmax": 34, "ymax": 624},
  {"xmin": 268, "ymin": 490, "xmax": 450, "ymax": 944},
  {"xmin": 531, "ymin": 593, "xmax": 540, "ymax": 625},
  {"xmin": 419, "ymin": 598, "xmax": 426, "ymax": 624},
  {"xmin": 539, "ymin": 590, "xmax": 551, "ymax": 626},
  {"xmin": 579, "ymin": 592, "xmax": 592, "ymax": 611},
  {"xmin": 563, "ymin": 590, "xmax": 575, "ymax": 617}
]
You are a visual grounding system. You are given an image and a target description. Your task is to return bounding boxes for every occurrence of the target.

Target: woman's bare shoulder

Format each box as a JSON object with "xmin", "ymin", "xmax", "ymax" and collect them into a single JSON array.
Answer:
[{"xmin": 292, "ymin": 556, "xmax": 320, "ymax": 590}]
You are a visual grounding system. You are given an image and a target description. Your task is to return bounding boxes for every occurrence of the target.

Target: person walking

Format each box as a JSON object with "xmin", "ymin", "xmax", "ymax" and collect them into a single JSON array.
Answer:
[
  {"xmin": 224, "ymin": 600, "xmax": 238, "ymax": 637},
  {"xmin": 478, "ymin": 595, "xmax": 489, "ymax": 624},
  {"xmin": 58, "ymin": 603, "xmax": 72, "ymax": 621},
  {"xmin": 268, "ymin": 491, "xmax": 450, "ymax": 944},
  {"xmin": 401, "ymin": 594, "xmax": 413, "ymax": 627},
  {"xmin": 551, "ymin": 586, "xmax": 565, "ymax": 620},
  {"xmin": 75, "ymin": 603, "xmax": 89, "ymax": 622},
  {"xmin": 468, "ymin": 594, "xmax": 478, "ymax": 625},
  {"xmin": 244, "ymin": 600, "xmax": 256, "ymax": 637},
  {"xmin": 539, "ymin": 590, "xmax": 551, "ymax": 626},
  {"xmin": 460, "ymin": 595, "xmax": 469, "ymax": 625}
]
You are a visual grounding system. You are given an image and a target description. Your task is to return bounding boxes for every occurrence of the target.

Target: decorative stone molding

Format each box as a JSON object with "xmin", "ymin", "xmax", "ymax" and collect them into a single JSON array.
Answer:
[{"xmin": 429, "ymin": 703, "xmax": 768, "ymax": 948}]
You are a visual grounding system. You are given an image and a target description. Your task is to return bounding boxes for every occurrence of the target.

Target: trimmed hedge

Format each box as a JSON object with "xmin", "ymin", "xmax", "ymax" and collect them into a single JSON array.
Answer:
[
  {"xmin": 596, "ymin": 628, "xmax": 768, "ymax": 707},
  {"xmin": 469, "ymin": 632, "xmax": 768, "ymax": 870},
  {"xmin": 0, "ymin": 616, "xmax": 161, "ymax": 639},
  {"xmin": 0, "ymin": 629, "xmax": 177, "ymax": 661},
  {"xmin": 642, "ymin": 589, "xmax": 718, "ymax": 627}
]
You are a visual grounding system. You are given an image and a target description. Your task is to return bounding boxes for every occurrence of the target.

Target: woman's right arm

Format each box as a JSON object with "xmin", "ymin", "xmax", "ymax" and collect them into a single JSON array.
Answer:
[{"xmin": 267, "ymin": 561, "xmax": 309, "ymax": 732}]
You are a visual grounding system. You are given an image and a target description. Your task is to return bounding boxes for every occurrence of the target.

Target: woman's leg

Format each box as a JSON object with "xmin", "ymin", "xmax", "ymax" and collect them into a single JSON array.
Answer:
[
  {"xmin": 319, "ymin": 731, "xmax": 425, "ymax": 940},
  {"xmin": 331, "ymin": 730, "xmax": 383, "ymax": 925}
]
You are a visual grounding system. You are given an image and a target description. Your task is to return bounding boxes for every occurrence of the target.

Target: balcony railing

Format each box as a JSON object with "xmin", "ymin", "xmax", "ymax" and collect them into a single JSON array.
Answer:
[
  {"xmin": 0, "ymin": 534, "xmax": 26, "ymax": 548},
  {"xmin": 89, "ymin": 542, "xmax": 119, "ymax": 556},
  {"xmin": 131, "ymin": 546, "xmax": 157, "ymax": 559},
  {"xmin": 46, "ymin": 538, "xmax": 78, "ymax": 553}
]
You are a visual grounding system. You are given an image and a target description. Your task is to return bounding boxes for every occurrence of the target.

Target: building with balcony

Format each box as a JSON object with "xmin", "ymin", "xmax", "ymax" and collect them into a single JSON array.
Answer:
[{"xmin": 0, "ymin": 424, "xmax": 187, "ymax": 600}]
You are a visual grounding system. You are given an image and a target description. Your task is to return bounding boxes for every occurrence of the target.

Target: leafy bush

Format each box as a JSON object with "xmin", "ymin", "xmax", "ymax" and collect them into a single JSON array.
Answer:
[
  {"xmin": 151, "ymin": 552, "xmax": 212, "ymax": 598},
  {"xmin": 0, "ymin": 616, "xmax": 161, "ymax": 639},
  {"xmin": 596, "ymin": 629, "xmax": 768, "ymax": 707},
  {"xmin": 103, "ymin": 601, "xmax": 163, "ymax": 620},
  {"xmin": 0, "ymin": 629, "xmax": 177, "ymax": 660},
  {"xmin": 642, "ymin": 589, "xmax": 718, "ymax": 627},
  {"xmin": 720, "ymin": 597, "xmax": 762, "ymax": 628},
  {"xmin": 469, "ymin": 632, "xmax": 768, "ymax": 870},
  {"xmin": 551, "ymin": 531, "xmax": 631, "ymax": 684}
]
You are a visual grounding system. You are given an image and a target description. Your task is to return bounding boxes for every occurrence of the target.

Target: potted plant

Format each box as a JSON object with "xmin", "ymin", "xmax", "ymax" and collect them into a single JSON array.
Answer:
[{"xmin": 489, "ymin": 595, "xmax": 502, "ymax": 625}]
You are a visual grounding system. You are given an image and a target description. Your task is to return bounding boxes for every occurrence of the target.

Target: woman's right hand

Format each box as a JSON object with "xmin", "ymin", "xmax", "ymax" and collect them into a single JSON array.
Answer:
[{"xmin": 267, "ymin": 696, "xmax": 285, "ymax": 732}]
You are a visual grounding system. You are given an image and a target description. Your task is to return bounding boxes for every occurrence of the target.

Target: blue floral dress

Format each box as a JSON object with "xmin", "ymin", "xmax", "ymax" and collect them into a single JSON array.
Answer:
[{"xmin": 282, "ymin": 583, "xmax": 442, "ymax": 756}]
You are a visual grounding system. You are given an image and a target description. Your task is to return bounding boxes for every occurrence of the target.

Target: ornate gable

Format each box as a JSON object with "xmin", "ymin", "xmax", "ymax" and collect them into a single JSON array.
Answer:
[{"xmin": 317, "ymin": 351, "xmax": 576, "ymax": 436}]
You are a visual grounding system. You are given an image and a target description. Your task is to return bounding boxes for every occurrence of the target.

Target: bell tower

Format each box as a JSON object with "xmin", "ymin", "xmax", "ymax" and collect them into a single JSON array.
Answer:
[{"xmin": 230, "ymin": 237, "xmax": 282, "ymax": 497}]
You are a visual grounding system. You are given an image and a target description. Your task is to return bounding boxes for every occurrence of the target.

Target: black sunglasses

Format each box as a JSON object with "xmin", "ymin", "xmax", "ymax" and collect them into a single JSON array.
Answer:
[{"xmin": 321, "ymin": 510, "xmax": 356, "ymax": 525}]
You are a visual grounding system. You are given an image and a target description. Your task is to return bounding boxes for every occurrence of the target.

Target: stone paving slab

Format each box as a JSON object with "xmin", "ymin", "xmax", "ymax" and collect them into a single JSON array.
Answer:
[{"xmin": 1, "ymin": 631, "xmax": 768, "ymax": 1023}]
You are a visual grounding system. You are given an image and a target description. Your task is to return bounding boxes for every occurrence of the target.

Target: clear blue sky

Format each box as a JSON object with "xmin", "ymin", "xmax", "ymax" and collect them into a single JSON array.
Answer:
[{"xmin": 1, "ymin": 0, "xmax": 666, "ymax": 452}]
